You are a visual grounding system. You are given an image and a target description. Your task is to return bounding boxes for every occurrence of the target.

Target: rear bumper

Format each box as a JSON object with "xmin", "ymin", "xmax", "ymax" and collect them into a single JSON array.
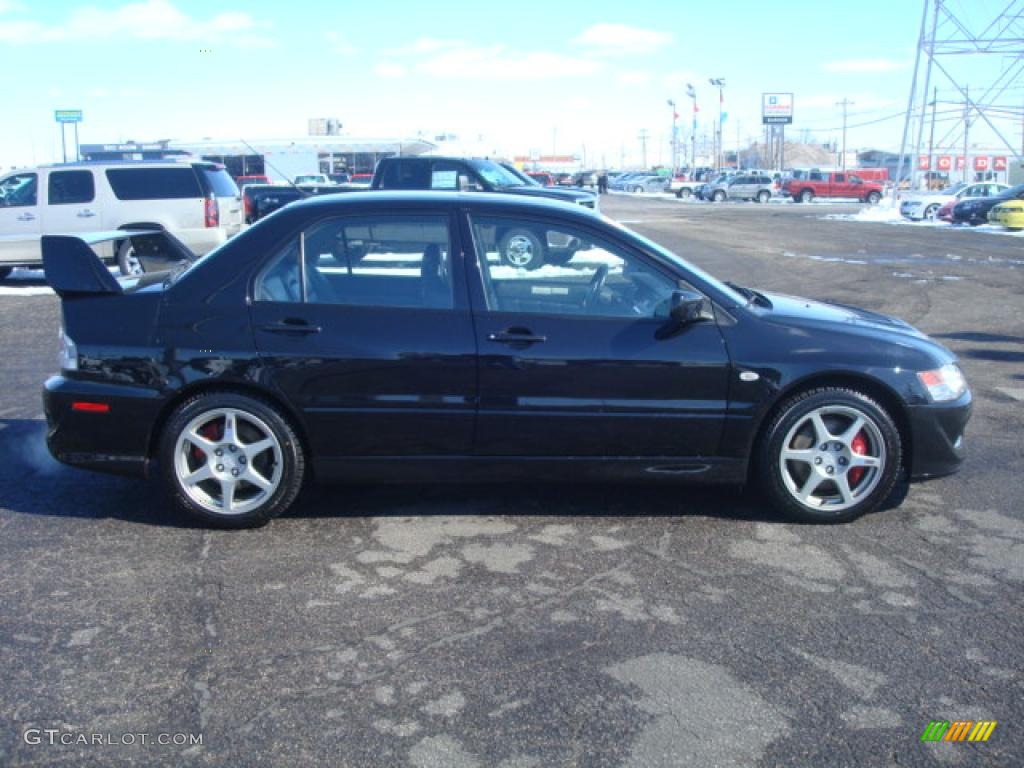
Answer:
[
  {"xmin": 43, "ymin": 375, "xmax": 164, "ymax": 477},
  {"xmin": 907, "ymin": 390, "xmax": 972, "ymax": 480}
]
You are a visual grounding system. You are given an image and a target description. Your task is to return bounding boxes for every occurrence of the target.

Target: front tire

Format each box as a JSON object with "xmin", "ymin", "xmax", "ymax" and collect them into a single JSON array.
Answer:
[
  {"xmin": 759, "ymin": 387, "xmax": 902, "ymax": 524},
  {"xmin": 117, "ymin": 239, "xmax": 143, "ymax": 276},
  {"xmin": 799, "ymin": 189, "xmax": 814, "ymax": 203},
  {"xmin": 676, "ymin": 187, "xmax": 692, "ymax": 199},
  {"xmin": 923, "ymin": 203, "xmax": 939, "ymax": 219},
  {"xmin": 0, "ymin": 267, "xmax": 11, "ymax": 280},
  {"xmin": 865, "ymin": 191, "xmax": 882, "ymax": 205},
  {"xmin": 159, "ymin": 392, "xmax": 305, "ymax": 528},
  {"xmin": 756, "ymin": 190, "xmax": 771, "ymax": 204},
  {"xmin": 712, "ymin": 190, "xmax": 726, "ymax": 202}
]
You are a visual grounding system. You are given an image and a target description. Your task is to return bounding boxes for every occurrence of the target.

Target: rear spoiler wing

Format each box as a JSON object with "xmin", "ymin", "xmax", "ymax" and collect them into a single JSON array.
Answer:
[{"xmin": 42, "ymin": 230, "xmax": 196, "ymax": 296}]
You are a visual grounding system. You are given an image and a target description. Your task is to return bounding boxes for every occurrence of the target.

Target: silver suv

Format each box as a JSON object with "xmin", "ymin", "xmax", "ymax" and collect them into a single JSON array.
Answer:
[
  {"xmin": 707, "ymin": 173, "xmax": 776, "ymax": 203},
  {"xmin": 0, "ymin": 160, "xmax": 242, "ymax": 277}
]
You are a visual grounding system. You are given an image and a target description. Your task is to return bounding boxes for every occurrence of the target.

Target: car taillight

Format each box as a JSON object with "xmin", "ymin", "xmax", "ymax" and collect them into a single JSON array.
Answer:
[
  {"xmin": 59, "ymin": 327, "xmax": 77, "ymax": 371},
  {"xmin": 204, "ymin": 196, "xmax": 219, "ymax": 228},
  {"xmin": 243, "ymin": 193, "xmax": 253, "ymax": 217}
]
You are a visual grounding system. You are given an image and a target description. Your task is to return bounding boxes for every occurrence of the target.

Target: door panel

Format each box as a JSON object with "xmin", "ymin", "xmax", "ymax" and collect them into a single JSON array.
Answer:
[
  {"xmin": 250, "ymin": 211, "xmax": 477, "ymax": 458},
  {"xmin": 42, "ymin": 169, "xmax": 102, "ymax": 238},
  {"xmin": 0, "ymin": 172, "xmax": 41, "ymax": 265},
  {"xmin": 465, "ymin": 212, "xmax": 731, "ymax": 458}
]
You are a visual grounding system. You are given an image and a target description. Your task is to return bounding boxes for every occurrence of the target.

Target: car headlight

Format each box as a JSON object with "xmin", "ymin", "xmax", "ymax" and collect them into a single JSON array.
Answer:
[{"xmin": 917, "ymin": 363, "xmax": 967, "ymax": 402}]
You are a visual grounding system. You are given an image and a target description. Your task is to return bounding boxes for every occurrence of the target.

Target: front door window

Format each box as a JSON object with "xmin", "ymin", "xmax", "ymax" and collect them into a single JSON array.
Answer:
[{"xmin": 469, "ymin": 215, "xmax": 679, "ymax": 319}]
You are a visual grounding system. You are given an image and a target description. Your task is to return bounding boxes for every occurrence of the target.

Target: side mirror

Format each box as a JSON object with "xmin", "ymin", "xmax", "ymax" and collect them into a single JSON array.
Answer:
[{"xmin": 669, "ymin": 289, "xmax": 711, "ymax": 326}]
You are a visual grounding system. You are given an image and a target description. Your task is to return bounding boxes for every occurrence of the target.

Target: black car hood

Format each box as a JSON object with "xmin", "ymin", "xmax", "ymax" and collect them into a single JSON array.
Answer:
[
  {"xmin": 759, "ymin": 291, "xmax": 930, "ymax": 341},
  {"xmin": 502, "ymin": 186, "xmax": 595, "ymax": 204}
]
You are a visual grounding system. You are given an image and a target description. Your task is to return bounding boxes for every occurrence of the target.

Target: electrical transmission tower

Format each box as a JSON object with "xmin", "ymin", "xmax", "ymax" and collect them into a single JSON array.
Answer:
[{"xmin": 896, "ymin": 0, "xmax": 1024, "ymax": 191}]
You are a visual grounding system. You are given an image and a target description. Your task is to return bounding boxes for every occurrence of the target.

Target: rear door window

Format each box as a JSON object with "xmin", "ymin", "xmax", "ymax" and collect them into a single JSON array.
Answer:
[
  {"xmin": 106, "ymin": 167, "xmax": 203, "ymax": 200},
  {"xmin": 198, "ymin": 166, "xmax": 239, "ymax": 198},
  {"xmin": 48, "ymin": 170, "xmax": 95, "ymax": 204}
]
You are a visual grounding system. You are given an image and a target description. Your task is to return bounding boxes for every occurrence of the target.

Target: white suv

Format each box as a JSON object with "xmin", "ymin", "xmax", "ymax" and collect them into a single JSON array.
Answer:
[{"xmin": 0, "ymin": 160, "xmax": 242, "ymax": 277}]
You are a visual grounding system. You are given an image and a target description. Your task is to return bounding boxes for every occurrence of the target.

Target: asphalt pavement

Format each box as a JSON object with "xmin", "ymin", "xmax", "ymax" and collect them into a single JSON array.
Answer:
[{"xmin": 0, "ymin": 195, "xmax": 1021, "ymax": 767}]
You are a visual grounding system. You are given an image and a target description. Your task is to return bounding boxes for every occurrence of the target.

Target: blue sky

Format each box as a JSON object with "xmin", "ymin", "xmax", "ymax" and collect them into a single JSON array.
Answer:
[{"xmin": 2, "ymin": 0, "xmax": 1018, "ymax": 168}]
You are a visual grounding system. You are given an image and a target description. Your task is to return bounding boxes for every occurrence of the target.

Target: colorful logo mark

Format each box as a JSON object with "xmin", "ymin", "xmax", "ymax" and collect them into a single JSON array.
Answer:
[{"xmin": 921, "ymin": 720, "xmax": 997, "ymax": 742}]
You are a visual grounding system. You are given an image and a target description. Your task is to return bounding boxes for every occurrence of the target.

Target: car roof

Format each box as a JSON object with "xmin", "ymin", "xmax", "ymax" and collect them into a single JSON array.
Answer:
[
  {"xmin": 34, "ymin": 159, "xmax": 211, "ymax": 170},
  {"xmin": 292, "ymin": 190, "xmax": 597, "ymax": 216}
]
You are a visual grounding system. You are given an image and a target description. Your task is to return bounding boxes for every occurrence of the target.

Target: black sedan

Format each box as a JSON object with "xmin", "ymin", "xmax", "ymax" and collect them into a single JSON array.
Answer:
[
  {"xmin": 951, "ymin": 182, "xmax": 1024, "ymax": 225},
  {"xmin": 42, "ymin": 192, "xmax": 971, "ymax": 528}
]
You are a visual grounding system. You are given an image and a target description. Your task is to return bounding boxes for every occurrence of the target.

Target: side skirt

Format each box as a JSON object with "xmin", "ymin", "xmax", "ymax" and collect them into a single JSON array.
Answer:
[{"xmin": 313, "ymin": 456, "xmax": 747, "ymax": 485}]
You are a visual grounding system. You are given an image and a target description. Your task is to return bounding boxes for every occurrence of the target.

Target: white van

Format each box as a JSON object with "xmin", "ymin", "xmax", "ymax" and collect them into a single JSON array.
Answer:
[{"xmin": 0, "ymin": 160, "xmax": 242, "ymax": 276}]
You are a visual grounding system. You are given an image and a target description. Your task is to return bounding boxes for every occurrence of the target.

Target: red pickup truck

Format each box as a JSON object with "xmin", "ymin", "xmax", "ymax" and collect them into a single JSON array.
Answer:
[{"xmin": 783, "ymin": 171, "xmax": 884, "ymax": 204}]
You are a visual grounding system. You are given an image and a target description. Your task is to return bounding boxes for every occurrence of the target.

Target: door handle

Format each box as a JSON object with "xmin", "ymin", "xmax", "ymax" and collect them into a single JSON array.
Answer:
[
  {"xmin": 77, "ymin": 210, "xmax": 96, "ymax": 218},
  {"xmin": 487, "ymin": 328, "xmax": 547, "ymax": 345},
  {"xmin": 16, "ymin": 213, "xmax": 35, "ymax": 221},
  {"xmin": 261, "ymin": 320, "xmax": 322, "ymax": 335}
]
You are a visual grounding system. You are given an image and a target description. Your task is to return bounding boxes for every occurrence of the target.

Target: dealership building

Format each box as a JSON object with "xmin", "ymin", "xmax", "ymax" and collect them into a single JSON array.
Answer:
[{"xmin": 80, "ymin": 137, "xmax": 436, "ymax": 182}]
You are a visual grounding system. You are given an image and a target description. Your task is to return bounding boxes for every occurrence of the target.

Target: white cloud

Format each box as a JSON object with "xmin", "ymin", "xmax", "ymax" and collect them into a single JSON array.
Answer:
[
  {"xmin": 0, "ymin": 0, "xmax": 273, "ymax": 46},
  {"xmin": 375, "ymin": 61, "xmax": 407, "ymax": 78},
  {"xmin": 616, "ymin": 70, "xmax": 652, "ymax": 86},
  {"xmin": 572, "ymin": 23, "xmax": 672, "ymax": 55},
  {"xmin": 377, "ymin": 39, "xmax": 599, "ymax": 81},
  {"xmin": 325, "ymin": 31, "xmax": 357, "ymax": 55},
  {"xmin": 0, "ymin": 0, "xmax": 26, "ymax": 12},
  {"xmin": 384, "ymin": 37, "xmax": 465, "ymax": 56},
  {"xmin": 417, "ymin": 46, "xmax": 598, "ymax": 79},
  {"xmin": 824, "ymin": 59, "xmax": 908, "ymax": 73}
]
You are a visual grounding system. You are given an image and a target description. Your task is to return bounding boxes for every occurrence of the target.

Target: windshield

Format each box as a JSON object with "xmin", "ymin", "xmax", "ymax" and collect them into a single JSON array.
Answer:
[
  {"xmin": 469, "ymin": 159, "xmax": 524, "ymax": 189},
  {"xmin": 998, "ymin": 184, "xmax": 1024, "ymax": 199},
  {"xmin": 939, "ymin": 183, "xmax": 965, "ymax": 195}
]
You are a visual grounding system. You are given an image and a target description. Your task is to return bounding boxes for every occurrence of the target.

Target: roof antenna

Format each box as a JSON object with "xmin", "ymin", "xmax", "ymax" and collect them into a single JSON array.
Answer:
[{"xmin": 238, "ymin": 138, "xmax": 309, "ymax": 197}]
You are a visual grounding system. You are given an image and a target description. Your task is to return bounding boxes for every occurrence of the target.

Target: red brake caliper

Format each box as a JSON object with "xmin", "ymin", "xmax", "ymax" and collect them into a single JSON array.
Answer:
[
  {"xmin": 191, "ymin": 421, "xmax": 223, "ymax": 462},
  {"xmin": 848, "ymin": 431, "xmax": 868, "ymax": 486}
]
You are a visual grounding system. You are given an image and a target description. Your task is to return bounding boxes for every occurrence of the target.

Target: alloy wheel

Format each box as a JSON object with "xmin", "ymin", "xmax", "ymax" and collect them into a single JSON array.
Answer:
[
  {"xmin": 778, "ymin": 405, "xmax": 885, "ymax": 513},
  {"xmin": 173, "ymin": 407, "xmax": 283, "ymax": 515}
]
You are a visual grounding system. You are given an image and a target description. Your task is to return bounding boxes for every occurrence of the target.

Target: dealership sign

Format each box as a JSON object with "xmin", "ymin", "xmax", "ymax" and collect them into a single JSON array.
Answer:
[
  {"xmin": 54, "ymin": 109, "xmax": 83, "ymax": 124},
  {"xmin": 762, "ymin": 93, "xmax": 793, "ymax": 124}
]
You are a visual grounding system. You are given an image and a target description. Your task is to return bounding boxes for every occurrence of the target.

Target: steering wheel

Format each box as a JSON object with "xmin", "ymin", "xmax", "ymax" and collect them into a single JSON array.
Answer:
[{"xmin": 583, "ymin": 264, "xmax": 609, "ymax": 309}]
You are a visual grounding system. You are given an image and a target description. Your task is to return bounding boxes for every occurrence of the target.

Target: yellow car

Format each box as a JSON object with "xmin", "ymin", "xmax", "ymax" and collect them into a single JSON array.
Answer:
[{"xmin": 988, "ymin": 199, "xmax": 1024, "ymax": 231}]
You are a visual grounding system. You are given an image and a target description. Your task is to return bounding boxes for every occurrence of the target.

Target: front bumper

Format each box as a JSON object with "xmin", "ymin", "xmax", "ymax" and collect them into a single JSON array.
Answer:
[
  {"xmin": 907, "ymin": 390, "xmax": 972, "ymax": 480},
  {"xmin": 43, "ymin": 375, "xmax": 163, "ymax": 477}
]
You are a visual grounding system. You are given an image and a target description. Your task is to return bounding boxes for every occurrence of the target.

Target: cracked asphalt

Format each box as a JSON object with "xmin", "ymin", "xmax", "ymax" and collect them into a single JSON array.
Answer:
[{"xmin": 0, "ymin": 195, "xmax": 1021, "ymax": 767}]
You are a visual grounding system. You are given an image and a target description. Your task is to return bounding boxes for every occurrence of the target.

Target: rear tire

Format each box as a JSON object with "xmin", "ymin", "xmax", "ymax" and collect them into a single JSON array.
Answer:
[
  {"xmin": 159, "ymin": 391, "xmax": 305, "ymax": 528},
  {"xmin": 712, "ymin": 190, "xmax": 726, "ymax": 202},
  {"xmin": 758, "ymin": 387, "xmax": 902, "ymax": 524},
  {"xmin": 756, "ymin": 190, "xmax": 771, "ymax": 204},
  {"xmin": 676, "ymin": 187, "xmax": 692, "ymax": 199}
]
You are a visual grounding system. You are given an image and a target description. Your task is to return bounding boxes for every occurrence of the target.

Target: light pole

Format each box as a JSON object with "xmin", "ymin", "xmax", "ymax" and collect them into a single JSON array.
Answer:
[
  {"xmin": 709, "ymin": 78, "xmax": 726, "ymax": 171},
  {"xmin": 667, "ymin": 99, "xmax": 678, "ymax": 174},
  {"xmin": 686, "ymin": 83, "xmax": 697, "ymax": 176}
]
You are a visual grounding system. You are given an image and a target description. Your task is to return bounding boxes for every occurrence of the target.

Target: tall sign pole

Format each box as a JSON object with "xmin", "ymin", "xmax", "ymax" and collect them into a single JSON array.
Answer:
[
  {"xmin": 762, "ymin": 94, "xmax": 793, "ymax": 173},
  {"xmin": 54, "ymin": 109, "xmax": 83, "ymax": 163},
  {"xmin": 686, "ymin": 84, "xmax": 697, "ymax": 175}
]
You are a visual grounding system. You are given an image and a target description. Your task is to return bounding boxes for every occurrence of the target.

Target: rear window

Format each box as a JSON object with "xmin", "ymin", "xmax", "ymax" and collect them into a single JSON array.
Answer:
[
  {"xmin": 48, "ymin": 170, "xmax": 95, "ymax": 204},
  {"xmin": 199, "ymin": 166, "xmax": 240, "ymax": 198},
  {"xmin": 106, "ymin": 167, "xmax": 203, "ymax": 200},
  {"xmin": 377, "ymin": 160, "xmax": 431, "ymax": 189}
]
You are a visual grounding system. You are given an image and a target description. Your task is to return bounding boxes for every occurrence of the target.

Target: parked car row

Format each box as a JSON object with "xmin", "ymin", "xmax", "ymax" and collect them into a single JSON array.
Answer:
[{"xmin": 898, "ymin": 182, "xmax": 1009, "ymax": 222}]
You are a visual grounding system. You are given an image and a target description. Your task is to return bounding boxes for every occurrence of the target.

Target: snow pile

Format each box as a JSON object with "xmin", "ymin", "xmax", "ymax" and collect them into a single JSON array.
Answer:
[{"xmin": 824, "ymin": 205, "xmax": 904, "ymax": 223}]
